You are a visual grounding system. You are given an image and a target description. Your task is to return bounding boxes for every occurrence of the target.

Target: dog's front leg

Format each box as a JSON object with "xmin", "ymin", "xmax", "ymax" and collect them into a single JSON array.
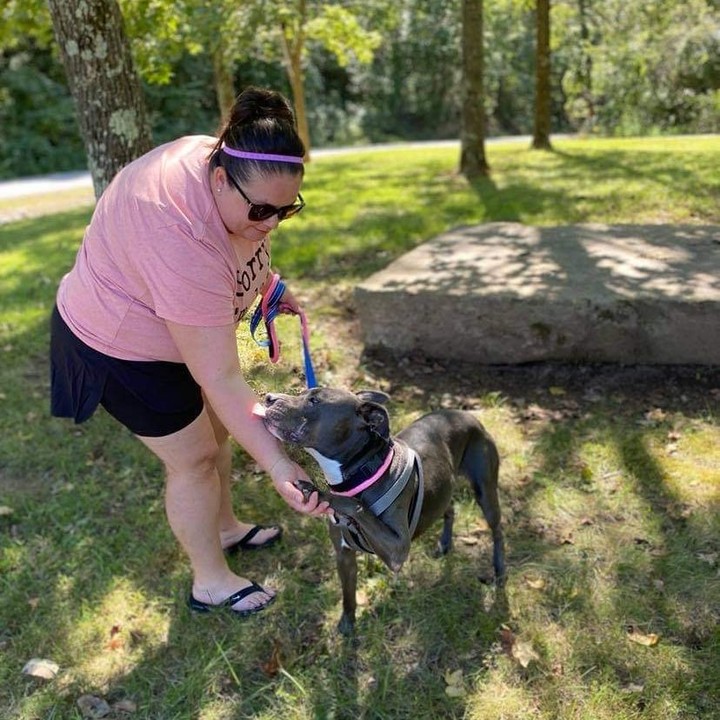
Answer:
[
  {"xmin": 329, "ymin": 523, "xmax": 358, "ymax": 635},
  {"xmin": 298, "ymin": 480, "xmax": 411, "ymax": 572},
  {"xmin": 329, "ymin": 495, "xmax": 411, "ymax": 573}
]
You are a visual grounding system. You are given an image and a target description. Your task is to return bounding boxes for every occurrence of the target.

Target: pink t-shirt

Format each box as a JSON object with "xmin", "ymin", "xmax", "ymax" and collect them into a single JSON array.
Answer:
[{"xmin": 57, "ymin": 136, "xmax": 270, "ymax": 362}]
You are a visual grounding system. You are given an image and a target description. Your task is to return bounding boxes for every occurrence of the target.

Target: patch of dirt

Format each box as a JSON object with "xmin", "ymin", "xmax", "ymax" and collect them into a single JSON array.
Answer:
[{"xmin": 363, "ymin": 352, "xmax": 719, "ymax": 417}]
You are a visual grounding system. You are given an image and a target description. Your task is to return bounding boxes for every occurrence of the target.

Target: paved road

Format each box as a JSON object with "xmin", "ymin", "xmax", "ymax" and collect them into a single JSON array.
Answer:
[
  {"xmin": 0, "ymin": 138, "xmax": 540, "ymax": 201},
  {"xmin": 0, "ymin": 170, "xmax": 94, "ymax": 200}
]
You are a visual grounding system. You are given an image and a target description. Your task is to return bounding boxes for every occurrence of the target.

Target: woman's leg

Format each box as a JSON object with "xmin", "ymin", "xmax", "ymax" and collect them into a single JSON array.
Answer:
[
  {"xmin": 202, "ymin": 396, "xmax": 281, "ymax": 549},
  {"xmin": 137, "ymin": 409, "xmax": 274, "ymax": 612}
]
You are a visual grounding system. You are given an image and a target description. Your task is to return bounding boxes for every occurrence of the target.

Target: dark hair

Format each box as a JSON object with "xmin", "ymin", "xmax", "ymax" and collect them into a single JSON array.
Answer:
[{"xmin": 209, "ymin": 87, "xmax": 305, "ymax": 183}]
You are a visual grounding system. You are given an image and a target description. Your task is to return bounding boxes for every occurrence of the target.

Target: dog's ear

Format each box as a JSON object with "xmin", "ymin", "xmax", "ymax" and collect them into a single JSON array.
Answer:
[
  {"xmin": 355, "ymin": 390, "xmax": 390, "ymax": 406},
  {"xmin": 357, "ymin": 401, "xmax": 391, "ymax": 439}
]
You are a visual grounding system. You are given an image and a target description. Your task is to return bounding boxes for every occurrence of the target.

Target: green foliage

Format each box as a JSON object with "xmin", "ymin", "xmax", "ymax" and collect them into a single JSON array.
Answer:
[
  {"xmin": 0, "ymin": 43, "xmax": 85, "ymax": 177},
  {"xmin": 555, "ymin": 0, "xmax": 720, "ymax": 135},
  {"xmin": 120, "ymin": 0, "xmax": 203, "ymax": 85},
  {"xmin": 306, "ymin": 6, "xmax": 382, "ymax": 66},
  {"xmin": 0, "ymin": 0, "xmax": 718, "ymax": 177},
  {"xmin": 0, "ymin": 0, "xmax": 54, "ymax": 49},
  {"xmin": 360, "ymin": 0, "xmax": 463, "ymax": 141}
]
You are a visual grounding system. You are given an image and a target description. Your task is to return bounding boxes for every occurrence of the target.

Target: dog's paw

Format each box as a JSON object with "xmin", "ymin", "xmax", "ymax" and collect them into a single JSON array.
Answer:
[{"xmin": 295, "ymin": 479, "xmax": 320, "ymax": 502}]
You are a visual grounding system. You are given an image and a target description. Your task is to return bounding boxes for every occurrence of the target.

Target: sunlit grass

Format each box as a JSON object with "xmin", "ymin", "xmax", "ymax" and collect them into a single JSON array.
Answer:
[{"xmin": 1, "ymin": 136, "xmax": 718, "ymax": 719}]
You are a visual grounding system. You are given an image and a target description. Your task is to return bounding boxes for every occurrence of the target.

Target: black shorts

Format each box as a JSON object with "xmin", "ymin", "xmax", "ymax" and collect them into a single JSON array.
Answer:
[{"xmin": 50, "ymin": 305, "xmax": 204, "ymax": 437}]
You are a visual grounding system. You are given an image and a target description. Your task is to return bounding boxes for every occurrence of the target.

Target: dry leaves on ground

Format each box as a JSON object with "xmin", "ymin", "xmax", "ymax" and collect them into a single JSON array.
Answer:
[
  {"xmin": 22, "ymin": 658, "xmax": 59, "ymax": 680},
  {"xmin": 499, "ymin": 626, "xmax": 540, "ymax": 668},
  {"xmin": 444, "ymin": 669, "xmax": 467, "ymax": 697},
  {"xmin": 626, "ymin": 626, "xmax": 661, "ymax": 647}
]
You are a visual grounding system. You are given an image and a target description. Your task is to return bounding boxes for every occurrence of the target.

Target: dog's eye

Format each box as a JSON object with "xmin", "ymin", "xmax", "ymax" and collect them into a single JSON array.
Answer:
[{"xmin": 308, "ymin": 395, "xmax": 320, "ymax": 405}]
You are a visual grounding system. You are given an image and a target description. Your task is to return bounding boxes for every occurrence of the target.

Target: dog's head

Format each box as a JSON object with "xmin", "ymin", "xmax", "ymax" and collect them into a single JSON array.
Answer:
[{"xmin": 258, "ymin": 387, "xmax": 390, "ymax": 461}]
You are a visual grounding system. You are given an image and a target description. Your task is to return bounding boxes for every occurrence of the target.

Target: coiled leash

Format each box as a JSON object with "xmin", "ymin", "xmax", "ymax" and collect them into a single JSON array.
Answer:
[{"xmin": 250, "ymin": 272, "xmax": 317, "ymax": 388}]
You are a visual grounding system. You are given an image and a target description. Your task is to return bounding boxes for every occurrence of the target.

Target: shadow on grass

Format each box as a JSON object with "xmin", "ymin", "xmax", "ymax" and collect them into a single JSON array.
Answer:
[
  {"xmin": 2, "ymin": 144, "xmax": 718, "ymax": 717},
  {"xmin": 551, "ymin": 146, "xmax": 719, "ymax": 212},
  {"xmin": 349, "ymin": 353, "xmax": 719, "ymax": 717}
]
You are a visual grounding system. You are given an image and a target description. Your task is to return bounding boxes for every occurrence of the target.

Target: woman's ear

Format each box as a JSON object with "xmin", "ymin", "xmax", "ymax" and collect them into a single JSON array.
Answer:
[{"xmin": 212, "ymin": 166, "xmax": 227, "ymax": 194}]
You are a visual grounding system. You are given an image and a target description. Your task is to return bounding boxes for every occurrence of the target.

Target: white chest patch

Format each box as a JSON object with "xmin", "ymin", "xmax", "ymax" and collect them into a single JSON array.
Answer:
[{"xmin": 305, "ymin": 448, "xmax": 343, "ymax": 486}]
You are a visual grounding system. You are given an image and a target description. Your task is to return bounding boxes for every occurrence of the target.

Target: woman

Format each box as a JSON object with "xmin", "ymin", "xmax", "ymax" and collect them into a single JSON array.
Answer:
[{"xmin": 50, "ymin": 87, "xmax": 329, "ymax": 617}]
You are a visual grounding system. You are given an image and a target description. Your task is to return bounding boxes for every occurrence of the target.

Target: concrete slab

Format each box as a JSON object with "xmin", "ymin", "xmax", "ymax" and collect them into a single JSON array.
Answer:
[{"xmin": 354, "ymin": 223, "xmax": 720, "ymax": 365}]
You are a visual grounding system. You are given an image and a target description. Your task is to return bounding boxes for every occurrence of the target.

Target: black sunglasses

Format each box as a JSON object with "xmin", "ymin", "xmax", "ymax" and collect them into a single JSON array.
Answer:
[{"xmin": 226, "ymin": 174, "xmax": 305, "ymax": 222}]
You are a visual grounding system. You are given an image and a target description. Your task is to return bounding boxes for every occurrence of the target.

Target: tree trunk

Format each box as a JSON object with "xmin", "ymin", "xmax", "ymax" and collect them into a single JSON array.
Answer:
[
  {"xmin": 212, "ymin": 46, "xmax": 236, "ymax": 124},
  {"xmin": 279, "ymin": 1, "xmax": 311, "ymax": 159},
  {"xmin": 532, "ymin": 0, "xmax": 553, "ymax": 150},
  {"xmin": 47, "ymin": 0, "xmax": 153, "ymax": 198},
  {"xmin": 578, "ymin": 0, "xmax": 595, "ymax": 129},
  {"xmin": 460, "ymin": 0, "xmax": 489, "ymax": 178}
]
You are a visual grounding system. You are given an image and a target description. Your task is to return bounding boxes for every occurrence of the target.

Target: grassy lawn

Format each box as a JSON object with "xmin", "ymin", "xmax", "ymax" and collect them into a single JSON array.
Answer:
[{"xmin": 1, "ymin": 136, "xmax": 718, "ymax": 719}]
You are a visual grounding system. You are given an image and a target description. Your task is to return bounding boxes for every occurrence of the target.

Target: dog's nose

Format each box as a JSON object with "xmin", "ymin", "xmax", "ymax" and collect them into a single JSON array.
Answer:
[{"xmin": 265, "ymin": 393, "xmax": 278, "ymax": 405}]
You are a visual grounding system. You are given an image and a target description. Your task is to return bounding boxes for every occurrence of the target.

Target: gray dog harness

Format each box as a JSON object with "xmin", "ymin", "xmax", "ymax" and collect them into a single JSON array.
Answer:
[{"xmin": 339, "ymin": 448, "xmax": 424, "ymax": 555}]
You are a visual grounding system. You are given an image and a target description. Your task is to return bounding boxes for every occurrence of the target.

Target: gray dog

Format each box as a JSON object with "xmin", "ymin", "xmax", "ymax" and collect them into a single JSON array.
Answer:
[{"xmin": 259, "ymin": 387, "xmax": 505, "ymax": 634}]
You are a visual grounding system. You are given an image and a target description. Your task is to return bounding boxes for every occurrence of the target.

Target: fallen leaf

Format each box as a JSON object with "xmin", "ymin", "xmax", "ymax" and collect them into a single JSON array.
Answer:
[
  {"xmin": 0, "ymin": 506, "xmax": 13, "ymax": 517},
  {"xmin": 627, "ymin": 627, "xmax": 660, "ymax": 647},
  {"xmin": 444, "ymin": 669, "xmax": 463, "ymax": 685},
  {"xmin": 525, "ymin": 577, "xmax": 546, "ymax": 591},
  {"xmin": 499, "ymin": 625, "xmax": 515, "ymax": 657},
  {"xmin": 28, "ymin": 597, "xmax": 39, "ymax": 610},
  {"xmin": 107, "ymin": 625, "xmax": 124, "ymax": 650},
  {"xmin": 76, "ymin": 694, "xmax": 111, "ymax": 719},
  {"xmin": 22, "ymin": 658, "xmax": 59, "ymax": 680},
  {"xmin": 444, "ymin": 669, "xmax": 466, "ymax": 697},
  {"xmin": 113, "ymin": 699, "xmax": 137, "ymax": 714},
  {"xmin": 549, "ymin": 386, "xmax": 566, "ymax": 396},
  {"xmin": 639, "ymin": 408, "xmax": 667, "ymax": 426},
  {"xmin": 260, "ymin": 641, "xmax": 282, "ymax": 677},
  {"xmin": 512, "ymin": 640, "xmax": 540, "ymax": 668},
  {"xmin": 697, "ymin": 552, "xmax": 718, "ymax": 566},
  {"xmin": 621, "ymin": 682, "xmax": 645, "ymax": 694}
]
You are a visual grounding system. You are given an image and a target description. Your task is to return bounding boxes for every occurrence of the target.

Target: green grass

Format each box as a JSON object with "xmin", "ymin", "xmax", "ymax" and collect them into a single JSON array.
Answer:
[{"xmin": 1, "ymin": 136, "xmax": 719, "ymax": 719}]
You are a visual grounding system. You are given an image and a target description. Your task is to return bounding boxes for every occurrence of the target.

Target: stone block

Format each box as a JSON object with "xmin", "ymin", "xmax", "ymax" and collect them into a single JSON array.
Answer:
[{"xmin": 354, "ymin": 223, "xmax": 720, "ymax": 365}]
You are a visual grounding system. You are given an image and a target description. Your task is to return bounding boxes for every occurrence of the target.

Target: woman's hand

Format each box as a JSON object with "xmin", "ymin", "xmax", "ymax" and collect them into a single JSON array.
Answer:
[
  {"xmin": 278, "ymin": 282, "xmax": 303, "ymax": 316},
  {"xmin": 270, "ymin": 457, "xmax": 331, "ymax": 517}
]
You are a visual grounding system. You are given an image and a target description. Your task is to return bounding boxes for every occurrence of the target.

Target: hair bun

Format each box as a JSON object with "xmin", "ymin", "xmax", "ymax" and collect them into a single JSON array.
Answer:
[
  {"xmin": 230, "ymin": 87, "xmax": 296, "ymax": 127},
  {"xmin": 211, "ymin": 86, "xmax": 305, "ymax": 174}
]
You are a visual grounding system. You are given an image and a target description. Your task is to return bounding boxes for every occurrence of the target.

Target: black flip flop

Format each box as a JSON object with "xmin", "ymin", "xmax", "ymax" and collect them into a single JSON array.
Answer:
[
  {"xmin": 188, "ymin": 582, "xmax": 276, "ymax": 617},
  {"xmin": 223, "ymin": 525, "xmax": 283, "ymax": 554}
]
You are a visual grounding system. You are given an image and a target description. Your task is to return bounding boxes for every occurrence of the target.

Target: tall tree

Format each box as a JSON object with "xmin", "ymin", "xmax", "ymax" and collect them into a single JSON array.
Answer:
[
  {"xmin": 460, "ymin": 0, "xmax": 490, "ymax": 178},
  {"xmin": 279, "ymin": 0, "xmax": 311, "ymax": 155},
  {"xmin": 531, "ymin": 0, "xmax": 553, "ymax": 149},
  {"xmin": 47, "ymin": 0, "xmax": 153, "ymax": 197},
  {"xmin": 273, "ymin": 2, "xmax": 382, "ymax": 156}
]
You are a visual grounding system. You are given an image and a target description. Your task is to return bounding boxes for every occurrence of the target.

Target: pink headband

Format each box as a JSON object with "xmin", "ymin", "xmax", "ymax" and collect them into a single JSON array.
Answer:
[{"xmin": 221, "ymin": 143, "xmax": 303, "ymax": 164}]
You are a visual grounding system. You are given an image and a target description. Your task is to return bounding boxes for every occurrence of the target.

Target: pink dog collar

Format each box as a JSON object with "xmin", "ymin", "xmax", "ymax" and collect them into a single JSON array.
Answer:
[{"xmin": 331, "ymin": 447, "xmax": 395, "ymax": 497}]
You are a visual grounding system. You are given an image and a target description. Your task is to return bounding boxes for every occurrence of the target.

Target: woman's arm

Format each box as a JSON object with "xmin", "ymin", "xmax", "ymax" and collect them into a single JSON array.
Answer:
[{"xmin": 166, "ymin": 320, "xmax": 328, "ymax": 516}]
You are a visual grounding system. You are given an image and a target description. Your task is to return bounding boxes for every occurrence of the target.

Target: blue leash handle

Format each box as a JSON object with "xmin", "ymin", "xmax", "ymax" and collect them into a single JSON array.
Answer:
[{"xmin": 250, "ymin": 274, "xmax": 317, "ymax": 388}]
